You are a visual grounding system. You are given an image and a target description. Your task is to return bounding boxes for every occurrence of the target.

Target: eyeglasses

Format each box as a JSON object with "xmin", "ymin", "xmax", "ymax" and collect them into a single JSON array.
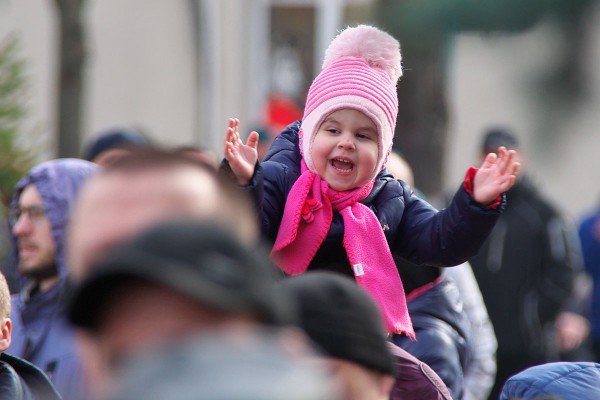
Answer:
[{"xmin": 8, "ymin": 205, "xmax": 47, "ymax": 226}]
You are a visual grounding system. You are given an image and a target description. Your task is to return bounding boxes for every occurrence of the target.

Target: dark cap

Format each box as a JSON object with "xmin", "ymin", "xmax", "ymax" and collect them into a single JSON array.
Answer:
[
  {"xmin": 83, "ymin": 127, "xmax": 150, "ymax": 162},
  {"xmin": 280, "ymin": 272, "xmax": 396, "ymax": 375},
  {"xmin": 481, "ymin": 126, "xmax": 520, "ymax": 153},
  {"xmin": 68, "ymin": 220, "xmax": 288, "ymax": 330}
]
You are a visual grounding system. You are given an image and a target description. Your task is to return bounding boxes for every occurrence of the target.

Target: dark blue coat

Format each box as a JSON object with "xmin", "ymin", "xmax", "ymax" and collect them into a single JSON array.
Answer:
[{"xmin": 253, "ymin": 121, "xmax": 503, "ymax": 294}]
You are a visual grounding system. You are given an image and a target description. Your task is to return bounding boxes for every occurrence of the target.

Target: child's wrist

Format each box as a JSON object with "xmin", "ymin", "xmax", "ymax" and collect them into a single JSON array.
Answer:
[
  {"xmin": 236, "ymin": 177, "xmax": 250, "ymax": 186},
  {"xmin": 463, "ymin": 167, "xmax": 501, "ymax": 208}
]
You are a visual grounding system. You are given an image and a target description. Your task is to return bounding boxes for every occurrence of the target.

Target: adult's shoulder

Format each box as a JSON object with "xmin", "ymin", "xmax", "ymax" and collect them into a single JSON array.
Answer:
[{"xmin": 500, "ymin": 362, "xmax": 600, "ymax": 399}]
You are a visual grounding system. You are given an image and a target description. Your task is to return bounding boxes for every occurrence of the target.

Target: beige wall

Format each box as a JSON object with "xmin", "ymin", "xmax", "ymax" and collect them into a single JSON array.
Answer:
[
  {"xmin": 2, "ymin": 0, "xmax": 599, "ymax": 219},
  {"xmin": 447, "ymin": 3, "xmax": 600, "ymax": 219},
  {"xmin": 0, "ymin": 0, "xmax": 254, "ymax": 156},
  {"xmin": 87, "ymin": 1, "xmax": 196, "ymax": 147}
]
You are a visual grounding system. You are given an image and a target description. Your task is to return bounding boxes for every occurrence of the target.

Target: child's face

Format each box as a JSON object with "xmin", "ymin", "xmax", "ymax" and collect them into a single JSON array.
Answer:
[{"xmin": 312, "ymin": 109, "xmax": 379, "ymax": 191}]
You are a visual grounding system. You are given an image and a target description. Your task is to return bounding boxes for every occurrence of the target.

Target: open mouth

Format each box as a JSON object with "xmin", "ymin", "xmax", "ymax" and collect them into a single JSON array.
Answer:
[{"xmin": 330, "ymin": 158, "xmax": 354, "ymax": 173}]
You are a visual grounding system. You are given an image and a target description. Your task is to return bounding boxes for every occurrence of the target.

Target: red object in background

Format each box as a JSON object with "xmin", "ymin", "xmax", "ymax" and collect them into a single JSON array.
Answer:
[{"xmin": 265, "ymin": 94, "xmax": 304, "ymax": 133}]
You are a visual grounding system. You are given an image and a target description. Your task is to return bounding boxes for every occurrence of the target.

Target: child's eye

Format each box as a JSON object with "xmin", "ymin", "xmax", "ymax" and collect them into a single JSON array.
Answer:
[
  {"xmin": 326, "ymin": 128, "xmax": 339, "ymax": 134},
  {"xmin": 356, "ymin": 133, "xmax": 372, "ymax": 140}
]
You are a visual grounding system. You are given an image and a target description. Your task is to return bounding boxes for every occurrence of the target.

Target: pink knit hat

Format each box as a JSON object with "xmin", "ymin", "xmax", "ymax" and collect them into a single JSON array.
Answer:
[{"xmin": 300, "ymin": 25, "xmax": 402, "ymax": 180}]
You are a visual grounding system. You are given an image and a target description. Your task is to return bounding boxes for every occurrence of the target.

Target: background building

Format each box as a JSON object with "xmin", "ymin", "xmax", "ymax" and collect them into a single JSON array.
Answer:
[{"xmin": 1, "ymin": 0, "xmax": 599, "ymax": 218}]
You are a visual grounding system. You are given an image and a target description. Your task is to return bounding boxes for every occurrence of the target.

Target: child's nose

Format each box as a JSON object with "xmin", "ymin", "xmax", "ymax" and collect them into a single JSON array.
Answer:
[{"xmin": 337, "ymin": 135, "xmax": 356, "ymax": 150}]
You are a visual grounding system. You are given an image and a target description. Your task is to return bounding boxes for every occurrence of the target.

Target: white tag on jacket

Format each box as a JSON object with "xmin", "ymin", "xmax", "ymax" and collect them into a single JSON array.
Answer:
[{"xmin": 353, "ymin": 263, "xmax": 364, "ymax": 276}]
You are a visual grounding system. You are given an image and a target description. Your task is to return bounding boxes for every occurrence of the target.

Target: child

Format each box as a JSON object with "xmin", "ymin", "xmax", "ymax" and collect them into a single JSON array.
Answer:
[{"xmin": 223, "ymin": 25, "xmax": 519, "ymax": 339}]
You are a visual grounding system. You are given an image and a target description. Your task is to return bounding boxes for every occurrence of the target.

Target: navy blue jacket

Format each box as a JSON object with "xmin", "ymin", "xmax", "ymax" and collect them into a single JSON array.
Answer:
[{"xmin": 252, "ymin": 121, "xmax": 503, "ymax": 294}]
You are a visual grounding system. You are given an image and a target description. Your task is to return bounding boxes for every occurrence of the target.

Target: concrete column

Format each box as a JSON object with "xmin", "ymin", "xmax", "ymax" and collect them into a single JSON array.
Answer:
[{"xmin": 314, "ymin": 0, "xmax": 343, "ymax": 74}]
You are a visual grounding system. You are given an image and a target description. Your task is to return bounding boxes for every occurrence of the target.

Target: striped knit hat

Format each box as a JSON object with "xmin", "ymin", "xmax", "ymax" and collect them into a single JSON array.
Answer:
[{"xmin": 300, "ymin": 25, "xmax": 402, "ymax": 180}]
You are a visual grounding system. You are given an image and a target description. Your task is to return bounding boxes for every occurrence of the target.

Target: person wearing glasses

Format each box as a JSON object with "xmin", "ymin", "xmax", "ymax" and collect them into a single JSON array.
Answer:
[{"xmin": 6, "ymin": 158, "xmax": 99, "ymax": 400}]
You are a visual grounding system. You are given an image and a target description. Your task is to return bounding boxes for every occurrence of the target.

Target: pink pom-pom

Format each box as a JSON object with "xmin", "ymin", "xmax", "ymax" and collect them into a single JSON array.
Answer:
[{"xmin": 323, "ymin": 25, "xmax": 402, "ymax": 81}]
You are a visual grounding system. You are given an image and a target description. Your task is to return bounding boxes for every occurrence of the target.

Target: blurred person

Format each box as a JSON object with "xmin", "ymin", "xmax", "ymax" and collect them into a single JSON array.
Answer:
[
  {"xmin": 387, "ymin": 343, "xmax": 453, "ymax": 400},
  {"xmin": 499, "ymin": 362, "xmax": 600, "ymax": 400},
  {"xmin": 384, "ymin": 150, "xmax": 414, "ymax": 191},
  {"xmin": 0, "ymin": 272, "xmax": 62, "ymax": 399},
  {"xmin": 578, "ymin": 199, "xmax": 600, "ymax": 360},
  {"xmin": 172, "ymin": 145, "xmax": 219, "ymax": 170},
  {"xmin": 68, "ymin": 149, "xmax": 259, "ymax": 283},
  {"xmin": 7, "ymin": 159, "xmax": 99, "ymax": 399},
  {"xmin": 65, "ymin": 149, "xmax": 316, "ymax": 398},
  {"xmin": 468, "ymin": 127, "xmax": 583, "ymax": 399},
  {"xmin": 387, "ymin": 150, "xmax": 497, "ymax": 400},
  {"xmin": 553, "ymin": 272, "xmax": 593, "ymax": 362},
  {"xmin": 280, "ymin": 271, "xmax": 452, "ymax": 400},
  {"xmin": 81, "ymin": 126, "xmax": 152, "ymax": 167},
  {"xmin": 224, "ymin": 25, "xmax": 518, "ymax": 399},
  {"xmin": 68, "ymin": 220, "xmax": 336, "ymax": 400}
]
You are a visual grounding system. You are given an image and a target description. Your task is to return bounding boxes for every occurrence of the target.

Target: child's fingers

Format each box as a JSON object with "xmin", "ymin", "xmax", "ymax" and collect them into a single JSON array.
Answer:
[
  {"xmin": 225, "ymin": 127, "xmax": 236, "ymax": 144},
  {"xmin": 223, "ymin": 142, "xmax": 234, "ymax": 161},
  {"xmin": 246, "ymin": 131, "xmax": 260, "ymax": 150},
  {"xmin": 226, "ymin": 118, "xmax": 242, "ymax": 143},
  {"xmin": 496, "ymin": 148, "xmax": 515, "ymax": 175},
  {"xmin": 509, "ymin": 161, "xmax": 521, "ymax": 177},
  {"xmin": 480, "ymin": 152, "xmax": 497, "ymax": 170}
]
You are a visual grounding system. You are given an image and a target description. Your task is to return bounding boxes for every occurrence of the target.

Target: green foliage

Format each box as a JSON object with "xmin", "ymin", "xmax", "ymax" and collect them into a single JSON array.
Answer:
[{"xmin": 0, "ymin": 34, "xmax": 35, "ymax": 210}]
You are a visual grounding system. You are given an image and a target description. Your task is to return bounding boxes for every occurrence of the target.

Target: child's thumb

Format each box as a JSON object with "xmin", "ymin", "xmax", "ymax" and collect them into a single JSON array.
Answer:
[{"xmin": 246, "ymin": 131, "xmax": 260, "ymax": 149}]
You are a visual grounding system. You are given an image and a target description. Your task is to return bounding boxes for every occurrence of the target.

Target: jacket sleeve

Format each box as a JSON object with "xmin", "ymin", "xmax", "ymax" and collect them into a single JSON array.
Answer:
[
  {"xmin": 536, "ymin": 214, "xmax": 582, "ymax": 324},
  {"xmin": 392, "ymin": 182, "xmax": 505, "ymax": 267}
]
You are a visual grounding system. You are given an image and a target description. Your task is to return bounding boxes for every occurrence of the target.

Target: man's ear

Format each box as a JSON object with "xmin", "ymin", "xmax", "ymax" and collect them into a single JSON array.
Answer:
[{"xmin": 0, "ymin": 318, "xmax": 12, "ymax": 352}]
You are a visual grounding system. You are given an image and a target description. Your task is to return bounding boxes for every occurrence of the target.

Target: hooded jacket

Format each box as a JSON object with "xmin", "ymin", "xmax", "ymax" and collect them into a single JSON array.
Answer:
[
  {"xmin": 500, "ymin": 362, "xmax": 600, "ymax": 399},
  {"xmin": 7, "ymin": 159, "xmax": 99, "ymax": 400}
]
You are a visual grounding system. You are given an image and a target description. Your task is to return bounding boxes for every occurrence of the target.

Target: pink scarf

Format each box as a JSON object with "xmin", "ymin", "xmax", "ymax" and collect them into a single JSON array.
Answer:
[{"xmin": 271, "ymin": 161, "xmax": 415, "ymax": 337}]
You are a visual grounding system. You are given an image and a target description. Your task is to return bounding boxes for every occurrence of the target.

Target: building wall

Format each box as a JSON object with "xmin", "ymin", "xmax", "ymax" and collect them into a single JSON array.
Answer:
[
  {"xmin": 87, "ymin": 0, "xmax": 196, "ymax": 147},
  {"xmin": 1, "ymin": 0, "xmax": 598, "ymax": 218},
  {"xmin": 447, "ymin": 3, "xmax": 600, "ymax": 219}
]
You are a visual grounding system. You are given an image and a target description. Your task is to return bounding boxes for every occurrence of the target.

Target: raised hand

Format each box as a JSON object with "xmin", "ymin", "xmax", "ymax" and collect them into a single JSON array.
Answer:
[
  {"xmin": 223, "ymin": 118, "xmax": 260, "ymax": 186},
  {"xmin": 473, "ymin": 146, "xmax": 521, "ymax": 206}
]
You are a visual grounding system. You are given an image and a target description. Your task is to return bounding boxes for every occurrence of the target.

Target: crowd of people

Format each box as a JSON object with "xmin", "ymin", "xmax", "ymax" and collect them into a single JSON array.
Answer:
[{"xmin": 1, "ymin": 24, "xmax": 599, "ymax": 400}]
